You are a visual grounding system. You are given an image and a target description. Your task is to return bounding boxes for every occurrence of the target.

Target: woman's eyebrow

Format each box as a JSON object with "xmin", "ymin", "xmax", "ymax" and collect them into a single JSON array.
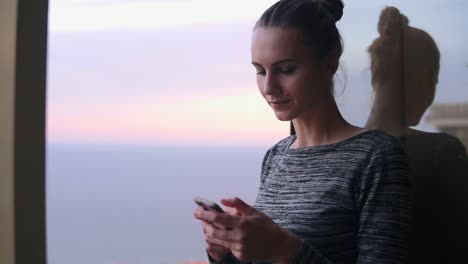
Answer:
[{"xmin": 251, "ymin": 58, "xmax": 296, "ymax": 67}]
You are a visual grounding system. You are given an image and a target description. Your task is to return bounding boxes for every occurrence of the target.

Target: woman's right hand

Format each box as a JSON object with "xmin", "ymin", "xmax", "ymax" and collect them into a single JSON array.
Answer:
[
  {"xmin": 201, "ymin": 220, "xmax": 230, "ymax": 261},
  {"xmin": 197, "ymin": 206, "xmax": 243, "ymax": 261}
]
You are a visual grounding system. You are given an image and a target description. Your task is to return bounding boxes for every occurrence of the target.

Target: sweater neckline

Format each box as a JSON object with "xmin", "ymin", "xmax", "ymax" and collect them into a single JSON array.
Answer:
[{"xmin": 285, "ymin": 130, "xmax": 377, "ymax": 154}]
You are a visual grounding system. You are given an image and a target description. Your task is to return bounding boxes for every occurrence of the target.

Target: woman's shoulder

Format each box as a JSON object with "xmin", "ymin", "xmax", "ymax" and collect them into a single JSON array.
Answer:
[
  {"xmin": 357, "ymin": 129, "xmax": 401, "ymax": 145},
  {"xmin": 332, "ymin": 129, "xmax": 405, "ymax": 155},
  {"xmin": 265, "ymin": 130, "xmax": 403, "ymax": 155},
  {"xmin": 267, "ymin": 134, "xmax": 296, "ymax": 154},
  {"xmin": 352, "ymin": 130, "xmax": 410, "ymax": 172},
  {"xmin": 332, "ymin": 130, "xmax": 407, "ymax": 165}
]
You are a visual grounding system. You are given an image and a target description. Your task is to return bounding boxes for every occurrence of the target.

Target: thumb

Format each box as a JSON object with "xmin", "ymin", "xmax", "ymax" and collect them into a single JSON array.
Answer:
[{"xmin": 220, "ymin": 197, "xmax": 256, "ymax": 215}]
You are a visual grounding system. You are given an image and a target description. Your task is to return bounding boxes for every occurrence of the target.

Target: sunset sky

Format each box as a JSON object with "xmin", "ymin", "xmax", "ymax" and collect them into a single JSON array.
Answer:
[{"xmin": 46, "ymin": 0, "xmax": 468, "ymax": 145}]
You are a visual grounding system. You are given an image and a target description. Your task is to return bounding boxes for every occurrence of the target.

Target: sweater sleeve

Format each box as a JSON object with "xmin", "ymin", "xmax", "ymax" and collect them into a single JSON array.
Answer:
[
  {"xmin": 207, "ymin": 251, "xmax": 249, "ymax": 264},
  {"xmin": 355, "ymin": 139, "xmax": 412, "ymax": 263},
  {"xmin": 289, "ymin": 240, "xmax": 333, "ymax": 264}
]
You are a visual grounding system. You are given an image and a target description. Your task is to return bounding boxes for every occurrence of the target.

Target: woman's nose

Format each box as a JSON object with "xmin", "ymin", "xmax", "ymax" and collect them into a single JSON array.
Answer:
[{"xmin": 263, "ymin": 73, "xmax": 281, "ymax": 96}]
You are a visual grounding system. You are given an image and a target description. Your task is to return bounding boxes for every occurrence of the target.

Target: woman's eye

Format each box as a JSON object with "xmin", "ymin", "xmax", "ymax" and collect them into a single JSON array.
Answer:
[
  {"xmin": 256, "ymin": 70, "xmax": 266, "ymax": 76},
  {"xmin": 279, "ymin": 67, "xmax": 295, "ymax": 75}
]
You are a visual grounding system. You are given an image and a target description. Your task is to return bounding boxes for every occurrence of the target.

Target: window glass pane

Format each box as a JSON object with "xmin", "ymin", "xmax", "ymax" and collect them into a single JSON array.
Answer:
[
  {"xmin": 47, "ymin": 1, "xmax": 467, "ymax": 263},
  {"xmin": 47, "ymin": 1, "xmax": 282, "ymax": 263}
]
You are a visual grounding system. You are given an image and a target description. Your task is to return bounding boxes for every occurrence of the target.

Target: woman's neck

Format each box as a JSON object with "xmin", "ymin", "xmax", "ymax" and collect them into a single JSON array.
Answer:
[{"xmin": 291, "ymin": 99, "xmax": 361, "ymax": 148}]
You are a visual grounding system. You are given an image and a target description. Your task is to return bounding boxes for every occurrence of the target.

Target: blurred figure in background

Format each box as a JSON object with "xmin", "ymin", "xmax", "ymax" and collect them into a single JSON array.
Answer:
[{"xmin": 366, "ymin": 6, "xmax": 468, "ymax": 263}]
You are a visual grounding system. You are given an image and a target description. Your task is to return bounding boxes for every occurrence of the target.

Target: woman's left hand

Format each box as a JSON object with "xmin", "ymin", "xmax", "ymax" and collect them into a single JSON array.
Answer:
[{"xmin": 193, "ymin": 197, "xmax": 302, "ymax": 263}]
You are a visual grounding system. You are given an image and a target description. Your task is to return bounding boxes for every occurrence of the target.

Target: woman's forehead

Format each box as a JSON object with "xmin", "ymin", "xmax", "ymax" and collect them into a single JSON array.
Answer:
[{"xmin": 251, "ymin": 27, "xmax": 309, "ymax": 65}]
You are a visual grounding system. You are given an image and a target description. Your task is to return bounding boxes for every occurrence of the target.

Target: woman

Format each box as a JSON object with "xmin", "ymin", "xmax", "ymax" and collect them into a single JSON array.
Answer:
[
  {"xmin": 366, "ymin": 7, "xmax": 468, "ymax": 263},
  {"xmin": 194, "ymin": 1, "xmax": 412, "ymax": 263}
]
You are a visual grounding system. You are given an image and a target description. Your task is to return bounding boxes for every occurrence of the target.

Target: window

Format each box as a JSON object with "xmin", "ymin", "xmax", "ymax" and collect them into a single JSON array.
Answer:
[
  {"xmin": 45, "ymin": 1, "xmax": 467, "ymax": 264},
  {"xmin": 1, "ymin": 1, "xmax": 48, "ymax": 264},
  {"xmin": 47, "ymin": 1, "xmax": 281, "ymax": 263}
]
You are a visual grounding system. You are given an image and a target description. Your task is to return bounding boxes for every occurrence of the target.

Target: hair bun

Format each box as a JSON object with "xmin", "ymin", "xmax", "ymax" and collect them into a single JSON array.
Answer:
[
  {"xmin": 320, "ymin": 0, "xmax": 344, "ymax": 22},
  {"xmin": 378, "ymin": 6, "xmax": 409, "ymax": 36}
]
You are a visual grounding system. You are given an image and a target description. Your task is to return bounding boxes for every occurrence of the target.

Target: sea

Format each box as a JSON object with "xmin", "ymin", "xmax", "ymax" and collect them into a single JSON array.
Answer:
[{"xmin": 46, "ymin": 143, "xmax": 267, "ymax": 264}]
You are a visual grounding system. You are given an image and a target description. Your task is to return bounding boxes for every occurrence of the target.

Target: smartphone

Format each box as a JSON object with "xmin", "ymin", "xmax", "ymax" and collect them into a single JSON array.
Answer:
[{"xmin": 194, "ymin": 196, "xmax": 225, "ymax": 213}]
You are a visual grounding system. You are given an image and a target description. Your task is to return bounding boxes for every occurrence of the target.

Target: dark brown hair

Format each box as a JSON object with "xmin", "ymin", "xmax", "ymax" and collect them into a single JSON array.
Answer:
[{"xmin": 254, "ymin": 0, "xmax": 344, "ymax": 61}]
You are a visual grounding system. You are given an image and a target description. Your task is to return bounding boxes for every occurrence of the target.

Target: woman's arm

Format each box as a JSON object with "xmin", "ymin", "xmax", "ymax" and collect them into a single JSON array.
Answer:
[{"xmin": 355, "ymin": 139, "xmax": 412, "ymax": 263}]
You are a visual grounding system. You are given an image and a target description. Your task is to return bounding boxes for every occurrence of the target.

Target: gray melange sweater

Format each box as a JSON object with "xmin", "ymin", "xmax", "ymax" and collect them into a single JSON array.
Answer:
[{"xmin": 209, "ymin": 130, "xmax": 412, "ymax": 264}]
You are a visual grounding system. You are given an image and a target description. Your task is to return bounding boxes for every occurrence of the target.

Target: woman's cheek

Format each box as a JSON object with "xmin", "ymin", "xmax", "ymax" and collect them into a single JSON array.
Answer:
[
  {"xmin": 257, "ymin": 78, "xmax": 266, "ymax": 97},
  {"xmin": 283, "ymin": 77, "xmax": 302, "ymax": 97}
]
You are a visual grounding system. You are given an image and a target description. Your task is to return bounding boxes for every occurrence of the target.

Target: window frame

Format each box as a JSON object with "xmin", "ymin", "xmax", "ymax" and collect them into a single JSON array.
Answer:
[{"xmin": 0, "ymin": 0, "xmax": 48, "ymax": 264}]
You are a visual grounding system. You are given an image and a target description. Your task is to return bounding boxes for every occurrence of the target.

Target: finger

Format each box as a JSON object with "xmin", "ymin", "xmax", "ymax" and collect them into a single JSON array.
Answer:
[
  {"xmin": 202, "ymin": 220, "xmax": 227, "ymax": 235},
  {"xmin": 194, "ymin": 209, "xmax": 239, "ymax": 227},
  {"xmin": 202, "ymin": 220, "xmax": 215, "ymax": 235},
  {"xmin": 193, "ymin": 207, "xmax": 204, "ymax": 219},
  {"xmin": 205, "ymin": 239, "xmax": 228, "ymax": 251},
  {"xmin": 201, "ymin": 221, "xmax": 208, "ymax": 234},
  {"xmin": 203, "ymin": 221, "xmax": 239, "ymax": 242},
  {"xmin": 225, "ymin": 207, "xmax": 243, "ymax": 216},
  {"xmin": 204, "ymin": 219, "xmax": 231, "ymax": 231},
  {"xmin": 206, "ymin": 235, "xmax": 237, "ymax": 250},
  {"xmin": 220, "ymin": 197, "xmax": 256, "ymax": 215}
]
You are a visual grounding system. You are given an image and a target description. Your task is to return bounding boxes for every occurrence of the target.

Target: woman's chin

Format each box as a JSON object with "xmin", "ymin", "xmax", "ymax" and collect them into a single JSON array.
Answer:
[{"xmin": 274, "ymin": 111, "xmax": 294, "ymax": 122}]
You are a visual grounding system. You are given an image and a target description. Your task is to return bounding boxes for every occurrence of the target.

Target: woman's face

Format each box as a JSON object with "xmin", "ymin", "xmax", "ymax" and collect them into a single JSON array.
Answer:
[{"xmin": 251, "ymin": 27, "xmax": 331, "ymax": 122}]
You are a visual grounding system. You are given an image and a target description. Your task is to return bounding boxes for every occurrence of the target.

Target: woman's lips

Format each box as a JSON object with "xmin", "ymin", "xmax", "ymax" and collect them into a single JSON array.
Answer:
[{"xmin": 269, "ymin": 100, "xmax": 291, "ymax": 109}]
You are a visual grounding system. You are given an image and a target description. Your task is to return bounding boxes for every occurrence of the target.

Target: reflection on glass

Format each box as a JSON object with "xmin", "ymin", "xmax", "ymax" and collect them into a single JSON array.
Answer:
[{"xmin": 365, "ymin": 6, "xmax": 468, "ymax": 263}]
